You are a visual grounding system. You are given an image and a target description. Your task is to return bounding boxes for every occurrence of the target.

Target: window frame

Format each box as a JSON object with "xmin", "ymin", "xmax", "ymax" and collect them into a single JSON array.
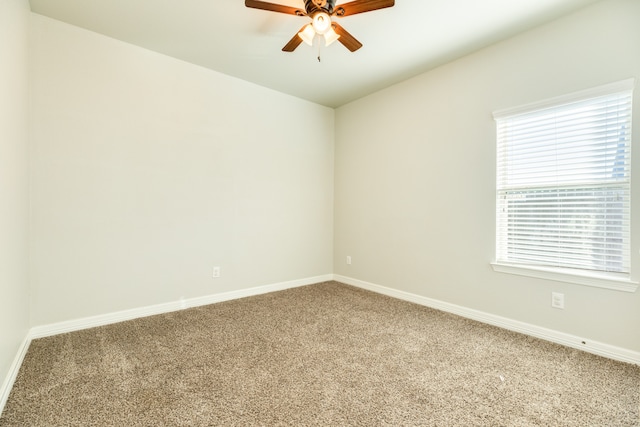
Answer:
[{"xmin": 491, "ymin": 79, "xmax": 638, "ymax": 293}]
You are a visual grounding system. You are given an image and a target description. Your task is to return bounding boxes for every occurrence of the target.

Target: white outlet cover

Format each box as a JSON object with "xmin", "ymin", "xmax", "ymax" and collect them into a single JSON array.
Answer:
[{"xmin": 551, "ymin": 292, "xmax": 564, "ymax": 309}]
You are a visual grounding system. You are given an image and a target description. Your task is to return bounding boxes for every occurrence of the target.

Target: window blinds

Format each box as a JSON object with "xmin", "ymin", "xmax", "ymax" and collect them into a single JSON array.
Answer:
[{"xmin": 495, "ymin": 81, "xmax": 633, "ymax": 274}]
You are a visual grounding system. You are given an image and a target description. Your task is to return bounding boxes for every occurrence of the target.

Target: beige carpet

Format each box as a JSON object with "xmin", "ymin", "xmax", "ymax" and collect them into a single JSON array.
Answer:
[{"xmin": 1, "ymin": 281, "xmax": 639, "ymax": 426}]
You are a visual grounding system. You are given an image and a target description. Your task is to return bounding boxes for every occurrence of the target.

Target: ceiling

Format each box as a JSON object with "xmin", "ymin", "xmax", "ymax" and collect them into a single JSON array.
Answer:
[{"xmin": 28, "ymin": 0, "xmax": 600, "ymax": 108}]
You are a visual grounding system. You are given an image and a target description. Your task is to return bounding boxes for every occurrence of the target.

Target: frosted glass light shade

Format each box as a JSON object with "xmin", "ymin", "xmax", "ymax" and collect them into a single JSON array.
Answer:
[
  {"xmin": 323, "ymin": 27, "xmax": 340, "ymax": 46},
  {"xmin": 298, "ymin": 24, "xmax": 315, "ymax": 46},
  {"xmin": 312, "ymin": 12, "xmax": 331, "ymax": 34}
]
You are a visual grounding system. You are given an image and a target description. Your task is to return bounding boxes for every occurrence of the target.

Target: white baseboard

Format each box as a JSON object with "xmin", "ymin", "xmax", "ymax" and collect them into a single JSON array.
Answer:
[
  {"xmin": 334, "ymin": 274, "xmax": 640, "ymax": 365},
  {"xmin": 0, "ymin": 335, "xmax": 31, "ymax": 416},
  {"xmin": 29, "ymin": 274, "xmax": 333, "ymax": 339}
]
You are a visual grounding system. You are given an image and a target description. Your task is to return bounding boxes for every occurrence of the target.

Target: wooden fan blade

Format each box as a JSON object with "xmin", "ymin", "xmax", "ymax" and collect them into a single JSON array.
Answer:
[
  {"xmin": 282, "ymin": 26, "xmax": 306, "ymax": 52},
  {"xmin": 245, "ymin": 0, "xmax": 305, "ymax": 16},
  {"xmin": 331, "ymin": 22, "xmax": 362, "ymax": 52},
  {"xmin": 334, "ymin": 0, "xmax": 394, "ymax": 17}
]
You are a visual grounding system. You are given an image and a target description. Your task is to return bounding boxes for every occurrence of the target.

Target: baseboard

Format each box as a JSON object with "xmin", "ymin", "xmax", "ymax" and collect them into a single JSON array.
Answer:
[
  {"xmin": 29, "ymin": 274, "xmax": 333, "ymax": 339},
  {"xmin": 334, "ymin": 274, "xmax": 640, "ymax": 365},
  {"xmin": 0, "ymin": 335, "xmax": 31, "ymax": 416}
]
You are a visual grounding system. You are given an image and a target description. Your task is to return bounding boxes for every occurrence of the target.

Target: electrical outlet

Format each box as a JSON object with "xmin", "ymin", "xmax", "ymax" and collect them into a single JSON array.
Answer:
[
  {"xmin": 551, "ymin": 292, "xmax": 564, "ymax": 309},
  {"xmin": 213, "ymin": 266, "xmax": 221, "ymax": 278},
  {"xmin": 346, "ymin": 256, "xmax": 352, "ymax": 265}
]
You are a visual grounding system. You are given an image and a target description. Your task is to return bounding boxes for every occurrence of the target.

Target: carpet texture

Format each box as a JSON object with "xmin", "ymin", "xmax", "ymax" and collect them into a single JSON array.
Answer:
[{"xmin": 1, "ymin": 281, "xmax": 639, "ymax": 426}]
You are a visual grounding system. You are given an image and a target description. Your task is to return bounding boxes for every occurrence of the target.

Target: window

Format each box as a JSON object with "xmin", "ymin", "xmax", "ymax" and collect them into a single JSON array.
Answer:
[{"xmin": 493, "ymin": 79, "xmax": 635, "ymax": 290}]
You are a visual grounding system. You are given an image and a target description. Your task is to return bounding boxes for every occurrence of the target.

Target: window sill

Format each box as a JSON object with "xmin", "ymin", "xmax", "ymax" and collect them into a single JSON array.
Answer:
[{"xmin": 491, "ymin": 262, "xmax": 638, "ymax": 293}]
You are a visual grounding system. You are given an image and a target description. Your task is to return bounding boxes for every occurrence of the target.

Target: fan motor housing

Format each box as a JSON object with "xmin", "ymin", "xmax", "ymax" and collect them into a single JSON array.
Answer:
[{"xmin": 305, "ymin": 0, "xmax": 336, "ymax": 14}]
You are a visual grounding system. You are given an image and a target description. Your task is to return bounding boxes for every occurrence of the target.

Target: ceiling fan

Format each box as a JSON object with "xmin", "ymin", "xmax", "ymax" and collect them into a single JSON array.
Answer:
[{"xmin": 245, "ymin": 0, "xmax": 395, "ymax": 53}]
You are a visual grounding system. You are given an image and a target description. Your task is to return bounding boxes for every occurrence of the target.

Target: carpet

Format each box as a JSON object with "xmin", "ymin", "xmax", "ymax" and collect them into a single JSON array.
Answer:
[{"xmin": 1, "ymin": 281, "xmax": 639, "ymax": 426}]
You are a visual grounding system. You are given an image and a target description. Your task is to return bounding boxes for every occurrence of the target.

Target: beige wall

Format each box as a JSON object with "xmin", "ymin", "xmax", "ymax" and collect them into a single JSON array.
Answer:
[
  {"xmin": 29, "ymin": 15, "xmax": 335, "ymax": 325},
  {"xmin": 0, "ymin": 0, "xmax": 31, "ymax": 397},
  {"xmin": 334, "ymin": 0, "xmax": 640, "ymax": 352}
]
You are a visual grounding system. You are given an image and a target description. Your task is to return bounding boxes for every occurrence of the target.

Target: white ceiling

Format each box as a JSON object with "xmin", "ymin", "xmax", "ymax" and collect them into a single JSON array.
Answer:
[{"xmin": 28, "ymin": 0, "xmax": 600, "ymax": 108}]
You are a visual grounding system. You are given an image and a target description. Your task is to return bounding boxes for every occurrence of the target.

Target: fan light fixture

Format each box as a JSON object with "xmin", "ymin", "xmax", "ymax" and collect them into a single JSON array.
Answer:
[
  {"xmin": 245, "ymin": 0, "xmax": 396, "ymax": 53},
  {"xmin": 298, "ymin": 11, "xmax": 340, "ymax": 47}
]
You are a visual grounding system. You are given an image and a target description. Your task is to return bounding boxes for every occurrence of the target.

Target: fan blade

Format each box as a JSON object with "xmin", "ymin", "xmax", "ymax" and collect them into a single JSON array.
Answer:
[
  {"xmin": 331, "ymin": 22, "xmax": 362, "ymax": 52},
  {"xmin": 334, "ymin": 0, "xmax": 394, "ymax": 17},
  {"xmin": 282, "ymin": 26, "xmax": 306, "ymax": 52},
  {"xmin": 245, "ymin": 0, "xmax": 305, "ymax": 16}
]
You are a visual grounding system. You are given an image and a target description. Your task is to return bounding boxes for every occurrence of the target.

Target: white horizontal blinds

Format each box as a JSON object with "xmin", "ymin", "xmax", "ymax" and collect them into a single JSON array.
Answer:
[{"xmin": 496, "ymin": 85, "xmax": 633, "ymax": 274}]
